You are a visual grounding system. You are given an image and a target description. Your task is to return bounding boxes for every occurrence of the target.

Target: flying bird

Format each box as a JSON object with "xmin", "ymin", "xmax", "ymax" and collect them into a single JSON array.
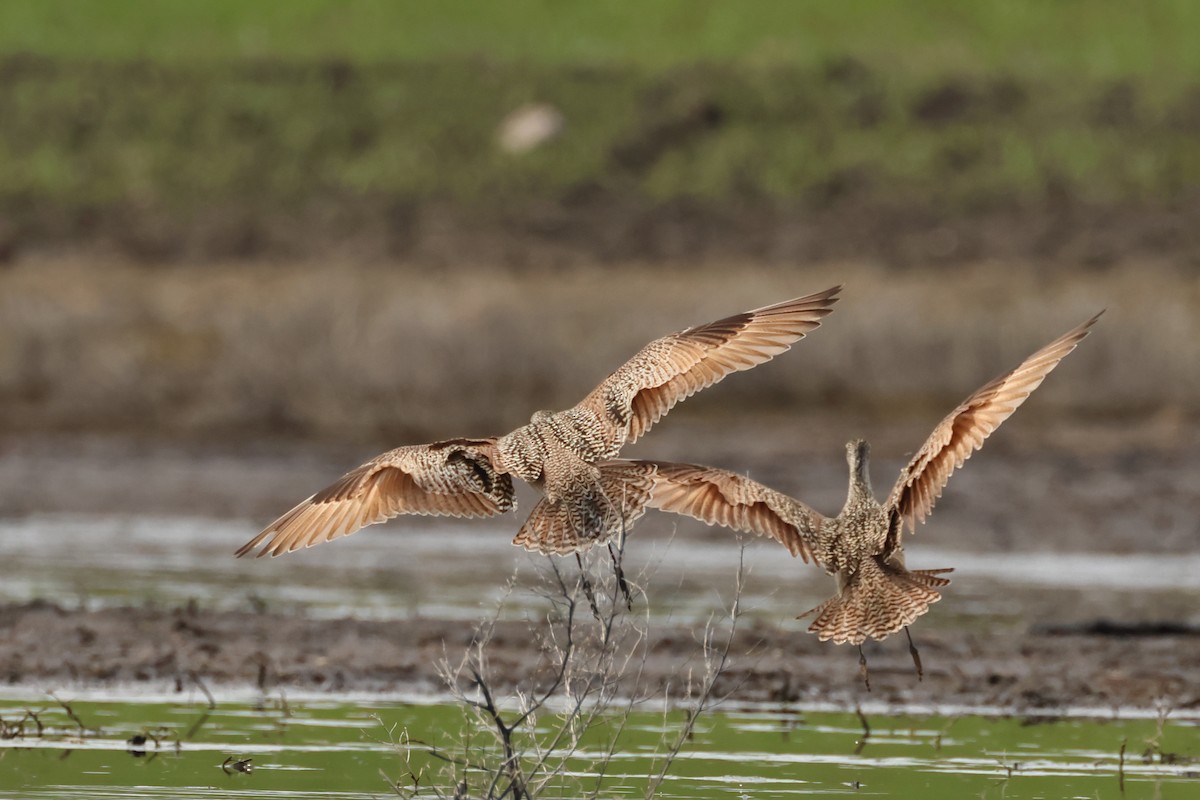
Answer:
[
  {"xmin": 810, "ymin": 314, "xmax": 1100, "ymax": 656},
  {"xmin": 235, "ymin": 287, "xmax": 841, "ymax": 558}
]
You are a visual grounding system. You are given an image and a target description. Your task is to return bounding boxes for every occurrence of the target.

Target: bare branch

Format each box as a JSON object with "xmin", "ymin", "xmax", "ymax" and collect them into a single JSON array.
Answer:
[
  {"xmin": 49, "ymin": 694, "xmax": 93, "ymax": 736},
  {"xmin": 408, "ymin": 508, "xmax": 739, "ymax": 799},
  {"xmin": 643, "ymin": 544, "xmax": 747, "ymax": 798}
]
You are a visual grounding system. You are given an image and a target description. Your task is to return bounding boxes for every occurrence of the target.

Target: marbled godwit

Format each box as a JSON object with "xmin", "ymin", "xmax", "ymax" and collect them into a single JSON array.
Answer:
[
  {"xmin": 235, "ymin": 287, "xmax": 841, "ymax": 559},
  {"xmin": 595, "ymin": 313, "xmax": 1100, "ymax": 684},
  {"xmin": 812, "ymin": 314, "xmax": 1100, "ymax": 660}
]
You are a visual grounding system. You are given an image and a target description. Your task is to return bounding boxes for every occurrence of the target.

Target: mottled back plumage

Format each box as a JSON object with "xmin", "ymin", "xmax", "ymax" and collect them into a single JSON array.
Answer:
[{"xmin": 512, "ymin": 461, "xmax": 658, "ymax": 554}]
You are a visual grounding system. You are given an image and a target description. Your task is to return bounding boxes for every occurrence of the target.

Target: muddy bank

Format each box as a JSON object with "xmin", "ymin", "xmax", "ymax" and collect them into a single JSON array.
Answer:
[
  {"xmin": 9, "ymin": 194, "xmax": 1200, "ymax": 273},
  {"xmin": 1, "ymin": 601, "xmax": 1196, "ymax": 712}
]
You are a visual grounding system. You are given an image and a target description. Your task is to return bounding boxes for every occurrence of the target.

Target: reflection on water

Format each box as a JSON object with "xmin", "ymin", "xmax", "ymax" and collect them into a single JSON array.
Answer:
[
  {"xmin": 1, "ymin": 513, "xmax": 1198, "ymax": 628},
  {"xmin": 1, "ymin": 694, "xmax": 1198, "ymax": 799}
]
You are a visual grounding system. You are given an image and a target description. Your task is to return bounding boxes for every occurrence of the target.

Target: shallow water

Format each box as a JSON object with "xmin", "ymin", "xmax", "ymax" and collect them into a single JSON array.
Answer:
[
  {"xmin": 2, "ymin": 513, "xmax": 1198, "ymax": 629},
  {"xmin": 1, "ymin": 692, "xmax": 1198, "ymax": 799}
]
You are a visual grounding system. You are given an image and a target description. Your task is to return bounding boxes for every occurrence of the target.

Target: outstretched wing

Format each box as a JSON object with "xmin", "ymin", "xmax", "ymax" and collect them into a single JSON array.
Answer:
[
  {"xmin": 576, "ymin": 287, "xmax": 841, "ymax": 453},
  {"xmin": 236, "ymin": 439, "xmax": 513, "ymax": 558},
  {"xmin": 886, "ymin": 312, "xmax": 1102, "ymax": 540},
  {"xmin": 639, "ymin": 460, "xmax": 826, "ymax": 561}
]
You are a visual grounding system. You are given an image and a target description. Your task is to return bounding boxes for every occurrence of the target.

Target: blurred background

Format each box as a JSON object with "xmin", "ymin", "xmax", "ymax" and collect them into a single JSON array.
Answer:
[{"xmin": 0, "ymin": 1, "xmax": 1196, "ymax": 574}]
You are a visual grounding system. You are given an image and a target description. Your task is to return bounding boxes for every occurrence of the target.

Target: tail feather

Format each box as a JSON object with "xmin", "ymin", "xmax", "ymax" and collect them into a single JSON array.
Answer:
[
  {"xmin": 801, "ymin": 557, "xmax": 950, "ymax": 645},
  {"xmin": 907, "ymin": 567, "xmax": 954, "ymax": 588},
  {"xmin": 513, "ymin": 462, "xmax": 657, "ymax": 554}
]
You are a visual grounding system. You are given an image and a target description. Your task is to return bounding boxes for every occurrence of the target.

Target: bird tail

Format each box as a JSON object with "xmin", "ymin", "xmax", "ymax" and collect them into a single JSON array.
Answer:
[
  {"xmin": 513, "ymin": 462, "xmax": 657, "ymax": 555},
  {"xmin": 800, "ymin": 557, "xmax": 952, "ymax": 645}
]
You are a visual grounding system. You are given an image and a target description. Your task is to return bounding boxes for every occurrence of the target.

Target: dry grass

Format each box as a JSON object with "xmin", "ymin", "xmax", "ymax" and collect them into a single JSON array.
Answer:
[{"xmin": 0, "ymin": 259, "xmax": 1192, "ymax": 440}]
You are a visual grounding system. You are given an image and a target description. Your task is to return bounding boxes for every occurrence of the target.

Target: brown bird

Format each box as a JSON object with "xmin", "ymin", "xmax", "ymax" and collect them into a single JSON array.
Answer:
[
  {"xmin": 235, "ymin": 287, "xmax": 841, "ymax": 559},
  {"xmin": 595, "ymin": 313, "xmax": 1101, "ymax": 684},
  {"xmin": 811, "ymin": 314, "xmax": 1101, "ymax": 656}
]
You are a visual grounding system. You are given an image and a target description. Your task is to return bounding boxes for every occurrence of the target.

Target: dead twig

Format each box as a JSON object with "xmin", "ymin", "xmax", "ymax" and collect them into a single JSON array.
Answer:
[
  {"xmin": 1118, "ymin": 738, "xmax": 1126, "ymax": 794},
  {"xmin": 49, "ymin": 694, "xmax": 93, "ymax": 736},
  {"xmin": 391, "ymin": 511, "xmax": 737, "ymax": 799}
]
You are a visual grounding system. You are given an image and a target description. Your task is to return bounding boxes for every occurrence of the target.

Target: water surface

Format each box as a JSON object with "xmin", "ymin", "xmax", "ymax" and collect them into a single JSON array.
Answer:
[
  {"xmin": 2, "ymin": 693, "xmax": 1198, "ymax": 799},
  {"xmin": 2, "ymin": 513, "xmax": 1198, "ymax": 633}
]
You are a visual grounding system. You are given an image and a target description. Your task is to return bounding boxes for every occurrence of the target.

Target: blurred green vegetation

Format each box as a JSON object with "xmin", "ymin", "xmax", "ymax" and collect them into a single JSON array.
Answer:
[
  {"xmin": 0, "ymin": 1, "xmax": 1198, "ymax": 260},
  {"xmin": 4, "ymin": 0, "xmax": 1199, "ymax": 81}
]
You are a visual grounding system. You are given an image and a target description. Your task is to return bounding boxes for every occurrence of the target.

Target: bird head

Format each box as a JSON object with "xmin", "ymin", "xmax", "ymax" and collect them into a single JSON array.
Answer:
[
  {"xmin": 845, "ymin": 439, "xmax": 873, "ymax": 492},
  {"xmin": 845, "ymin": 439, "xmax": 870, "ymax": 467}
]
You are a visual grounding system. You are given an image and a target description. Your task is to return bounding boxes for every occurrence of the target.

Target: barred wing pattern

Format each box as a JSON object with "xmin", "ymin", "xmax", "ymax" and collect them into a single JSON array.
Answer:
[
  {"xmin": 641, "ymin": 460, "xmax": 824, "ymax": 561},
  {"xmin": 885, "ymin": 313, "xmax": 1102, "ymax": 539},
  {"xmin": 512, "ymin": 459, "xmax": 826, "ymax": 561},
  {"xmin": 236, "ymin": 439, "xmax": 514, "ymax": 558},
  {"xmin": 579, "ymin": 286, "xmax": 841, "ymax": 451}
]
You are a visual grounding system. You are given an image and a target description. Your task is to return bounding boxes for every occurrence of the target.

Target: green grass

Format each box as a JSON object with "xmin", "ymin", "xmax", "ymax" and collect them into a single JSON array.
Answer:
[
  {"xmin": 3, "ymin": 0, "xmax": 1200, "ymax": 83},
  {"xmin": 2, "ymin": 58, "xmax": 1193, "ymax": 212}
]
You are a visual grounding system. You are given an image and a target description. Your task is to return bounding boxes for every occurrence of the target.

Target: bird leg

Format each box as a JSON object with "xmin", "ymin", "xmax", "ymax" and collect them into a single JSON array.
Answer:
[
  {"xmin": 858, "ymin": 645, "xmax": 871, "ymax": 692},
  {"xmin": 607, "ymin": 542, "xmax": 633, "ymax": 611},
  {"xmin": 575, "ymin": 553, "xmax": 602, "ymax": 620},
  {"xmin": 904, "ymin": 626, "xmax": 924, "ymax": 681}
]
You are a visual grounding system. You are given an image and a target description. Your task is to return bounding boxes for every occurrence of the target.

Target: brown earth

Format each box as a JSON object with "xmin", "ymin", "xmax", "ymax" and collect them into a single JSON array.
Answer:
[
  {"xmin": 8, "ymin": 194, "xmax": 1200, "ymax": 272},
  {"xmin": 2, "ymin": 600, "xmax": 1197, "ymax": 712}
]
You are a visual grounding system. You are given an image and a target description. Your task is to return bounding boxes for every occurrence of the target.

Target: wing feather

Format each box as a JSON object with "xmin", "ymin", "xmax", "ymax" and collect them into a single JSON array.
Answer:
[
  {"xmin": 886, "ymin": 312, "xmax": 1102, "ymax": 539},
  {"xmin": 581, "ymin": 286, "xmax": 841, "ymax": 448},
  {"xmin": 638, "ymin": 460, "xmax": 826, "ymax": 561},
  {"xmin": 236, "ymin": 440, "xmax": 514, "ymax": 558}
]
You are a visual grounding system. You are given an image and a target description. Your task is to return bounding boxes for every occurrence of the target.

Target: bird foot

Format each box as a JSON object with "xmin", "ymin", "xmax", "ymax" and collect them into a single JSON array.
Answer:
[
  {"xmin": 904, "ymin": 627, "xmax": 924, "ymax": 681},
  {"xmin": 617, "ymin": 573, "xmax": 633, "ymax": 611},
  {"xmin": 858, "ymin": 645, "xmax": 871, "ymax": 692},
  {"xmin": 575, "ymin": 554, "xmax": 603, "ymax": 620},
  {"xmin": 608, "ymin": 543, "xmax": 633, "ymax": 611}
]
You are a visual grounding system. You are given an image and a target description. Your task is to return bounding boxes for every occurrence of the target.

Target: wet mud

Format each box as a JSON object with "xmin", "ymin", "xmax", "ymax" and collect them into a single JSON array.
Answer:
[{"xmin": 2, "ymin": 599, "xmax": 1198, "ymax": 712}]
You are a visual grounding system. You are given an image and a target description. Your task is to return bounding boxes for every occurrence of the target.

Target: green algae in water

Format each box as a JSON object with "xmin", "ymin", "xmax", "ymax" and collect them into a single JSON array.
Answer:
[{"xmin": 1, "ymin": 696, "xmax": 1198, "ymax": 799}]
